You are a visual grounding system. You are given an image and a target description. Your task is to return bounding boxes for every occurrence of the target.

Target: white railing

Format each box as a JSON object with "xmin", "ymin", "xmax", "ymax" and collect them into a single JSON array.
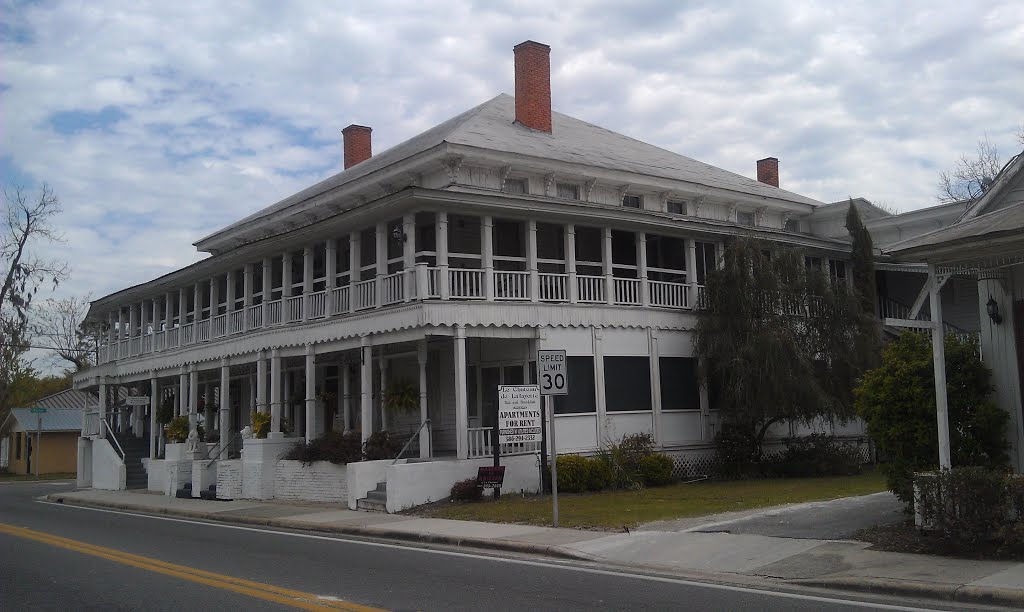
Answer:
[
  {"xmin": 307, "ymin": 290, "xmax": 327, "ymax": 319},
  {"xmin": 614, "ymin": 278, "xmax": 641, "ymax": 305},
  {"xmin": 468, "ymin": 426, "xmax": 542, "ymax": 458},
  {"xmin": 577, "ymin": 275, "xmax": 605, "ymax": 303},
  {"xmin": 182, "ymin": 323, "xmax": 194, "ymax": 344},
  {"xmin": 381, "ymin": 272, "xmax": 404, "ymax": 305},
  {"xmin": 248, "ymin": 304, "xmax": 264, "ymax": 329},
  {"xmin": 353, "ymin": 279, "xmax": 376, "ymax": 310},
  {"xmin": 166, "ymin": 327, "xmax": 179, "ymax": 349},
  {"xmin": 212, "ymin": 314, "xmax": 227, "ymax": 338},
  {"xmin": 449, "ymin": 268, "xmax": 485, "ymax": 299},
  {"xmin": 119, "ymin": 339, "xmax": 129, "ymax": 358},
  {"xmin": 427, "ymin": 267, "xmax": 440, "ymax": 298},
  {"xmin": 285, "ymin": 296, "xmax": 304, "ymax": 323},
  {"xmin": 649, "ymin": 280, "xmax": 688, "ymax": 308},
  {"xmin": 229, "ymin": 310, "xmax": 245, "ymax": 334},
  {"xmin": 266, "ymin": 300, "xmax": 283, "ymax": 326},
  {"xmin": 142, "ymin": 335, "xmax": 152, "ymax": 353},
  {"xmin": 538, "ymin": 273, "xmax": 568, "ymax": 302},
  {"xmin": 494, "ymin": 270, "xmax": 529, "ymax": 300},
  {"xmin": 196, "ymin": 318, "xmax": 211, "ymax": 342},
  {"xmin": 129, "ymin": 337, "xmax": 142, "ymax": 356},
  {"xmin": 154, "ymin": 331, "xmax": 165, "ymax": 351},
  {"xmin": 331, "ymin": 286, "xmax": 350, "ymax": 315},
  {"xmin": 83, "ymin": 411, "xmax": 100, "ymax": 437}
]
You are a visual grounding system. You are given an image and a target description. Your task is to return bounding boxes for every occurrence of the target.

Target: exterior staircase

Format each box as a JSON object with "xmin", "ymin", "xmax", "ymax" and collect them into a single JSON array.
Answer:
[
  {"xmin": 357, "ymin": 481, "xmax": 387, "ymax": 512},
  {"xmin": 113, "ymin": 433, "xmax": 149, "ymax": 490}
]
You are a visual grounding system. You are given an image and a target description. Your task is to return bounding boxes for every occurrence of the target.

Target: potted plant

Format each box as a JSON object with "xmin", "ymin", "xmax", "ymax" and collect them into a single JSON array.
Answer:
[{"xmin": 382, "ymin": 380, "xmax": 418, "ymax": 415}]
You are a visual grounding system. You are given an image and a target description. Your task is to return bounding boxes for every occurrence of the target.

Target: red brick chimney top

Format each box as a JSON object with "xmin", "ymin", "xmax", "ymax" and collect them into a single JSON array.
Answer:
[
  {"xmin": 342, "ymin": 124, "xmax": 372, "ymax": 169},
  {"xmin": 756, "ymin": 157, "xmax": 779, "ymax": 188},
  {"xmin": 513, "ymin": 40, "xmax": 552, "ymax": 133}
]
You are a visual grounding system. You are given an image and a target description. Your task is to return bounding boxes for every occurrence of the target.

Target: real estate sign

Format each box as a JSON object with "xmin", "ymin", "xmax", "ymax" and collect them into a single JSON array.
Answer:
[{"xmin": 497, "ymin": 385, "xmax": 542, "ymax": 444}]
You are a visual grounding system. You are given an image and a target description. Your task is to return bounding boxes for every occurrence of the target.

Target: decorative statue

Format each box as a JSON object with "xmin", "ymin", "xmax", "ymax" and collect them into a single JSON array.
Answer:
[
  {"xmin": 186, "ymin": 428, "xmax": 200, "ymax": 452},
  {"xmin": 240, "ymin": 425, "xmax": 253, "ymax": 440}
]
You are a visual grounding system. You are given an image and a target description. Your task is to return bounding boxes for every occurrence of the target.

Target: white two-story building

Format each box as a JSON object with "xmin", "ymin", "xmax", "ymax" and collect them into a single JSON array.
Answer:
[{"xmin": 74, "ymin": 41, "xmax": 978, "ymax": 511}]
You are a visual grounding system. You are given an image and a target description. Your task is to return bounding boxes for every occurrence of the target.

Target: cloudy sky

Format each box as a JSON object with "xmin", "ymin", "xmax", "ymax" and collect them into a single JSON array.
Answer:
[{"xmin": 3, "ymin": 0, "xmax": 1023, "ymax": 308}]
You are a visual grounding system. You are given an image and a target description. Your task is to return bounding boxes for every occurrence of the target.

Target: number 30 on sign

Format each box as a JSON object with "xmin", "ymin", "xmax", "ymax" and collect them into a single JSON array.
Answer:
[{"xmin": 537, "ymin": 349, "xmax": 568, "ymax": 395}]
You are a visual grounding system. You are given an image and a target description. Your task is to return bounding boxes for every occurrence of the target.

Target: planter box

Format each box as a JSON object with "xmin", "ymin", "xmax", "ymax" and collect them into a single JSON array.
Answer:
[{"xmin": 274, "ymin": 460, "xmax": 348, "ymax": 504}]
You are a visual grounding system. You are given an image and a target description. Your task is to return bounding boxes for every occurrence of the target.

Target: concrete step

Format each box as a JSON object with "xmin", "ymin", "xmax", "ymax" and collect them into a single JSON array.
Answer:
[
  {"xmin": 365, "ymin": 490, "xmax": 387, "ymax": 503},
  {"xmin": 356, "ymin": 498, "xmax": 386, "ymax": 512},
  {"xmin": 373, "ymin": 481, "xmax": 387, "ymax": 493}
]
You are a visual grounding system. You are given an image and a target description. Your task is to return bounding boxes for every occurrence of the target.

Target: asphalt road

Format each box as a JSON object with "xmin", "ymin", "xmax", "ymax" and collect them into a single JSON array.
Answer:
[{"xmin": 0, "ymin": 481, "xmax": 986, "ymax": 611}]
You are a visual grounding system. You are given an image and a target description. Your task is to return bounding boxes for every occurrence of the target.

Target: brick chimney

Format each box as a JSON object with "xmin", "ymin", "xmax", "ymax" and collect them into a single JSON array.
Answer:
[
  {"xmin": 513, "ymin": 40, "xmax": 552, "ymax": 133},
  {"xmin": 756, "ymin": 157, "xmax": 779, "ymax": 187},
  {"xmin": 342, "ymin": 124, "xmax": 372, "ymax": 169}
]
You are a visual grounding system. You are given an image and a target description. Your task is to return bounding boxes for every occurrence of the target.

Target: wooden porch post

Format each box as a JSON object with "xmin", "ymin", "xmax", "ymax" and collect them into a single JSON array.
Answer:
[
  {"xmin": 270, "ymin": 348, "xmax": 283, "ymax": 437},
  {"xmin": 149, "ymin": 372, "xmax": 158, "ymax": 458},
  {"xmin": 928, "ymin": 264, "xmax": 952, "ymax": 469},
  {"xmin": 565, "ymin": 224, "xmax": 577, "ymax": 303},
  {"xmin": 603, "ymin": 227, "xmax": 614, "ymax": 305},
  {"xmin": 360, "ymin": 337, "xmax": 373, "ymax": 443},
  {"xmin": 454, "ymin": 325, "xmax": 469, "ymax": 459},
  {"xmin": 418, "ymin": 338, "xmax": 431, "ymax": 458},
  {"xmin": 437, "ymin": 212, "xmax": 450, "ymax": 299},
  {"xmin": 483, "ymin": 215, "xmax": 494, "ymax": 301},
  {"xmin": 256, "ymin": 349, "xmax": 268, "ymax": 414},
  {"xmin": 305, "ymin": 344, "xmax": 317, "ymax": 442},
  {"xmin": 220, "ymin": 359, "xmax": 231, "ymax": 448}
]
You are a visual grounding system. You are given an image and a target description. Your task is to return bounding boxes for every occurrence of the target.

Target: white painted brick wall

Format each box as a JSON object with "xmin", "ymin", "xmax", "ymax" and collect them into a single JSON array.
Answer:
[
  {"xmin": 163, "ymin": 460, "xmax": 193, "ymax": 496},
  {"xmin": 147, "ymin": 459, "xmax": 167, "ymax": 492},
  {"xmin": 216, "ymin": 460, "xmax": 242, "ymax": 500},
  {"xmin": 274, "ymin": 460, "xmax": 348, "ymax": 504},
  {"xmin": 242, "ymin": 461, "xmax": 268, "ymax": 499}
]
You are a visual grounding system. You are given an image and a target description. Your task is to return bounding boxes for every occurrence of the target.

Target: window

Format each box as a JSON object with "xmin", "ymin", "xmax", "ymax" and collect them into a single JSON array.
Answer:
[
  {"xmin": 504, "ymin": 178, "xmax": 528, "ymax": 194},
  {"xmin": 667, "ymin": 200, "xmax": 686, "ymax": 215},
  {"xmin": 659, "ymin": 357, "xmax": 700, "ymax": 410},
  {"xmin": 622, "ymin": 194, "xmax": 641, "ymax": 209},
  {"xmin": 554, "ymin": 357, "xmax": 596, "ymax": 414},
  {"xmin": 830, "ymin": 260, "xmax": 847, "ymax": 282},
  {"xmin": 737, "ymin": 210, "xmax": 755, "ymax": 226},
  {"xmin": 603, "ymin": 356, "xmax": 651, "ymax": 411},
  {"xmin": 805, "ymin": 256, "xmax": 823, "ymax": 274},
  {"xmin": 694, "ymin": 241, "xmax": 717, "ymax": 284},
  {"xmin": 784, "ymin": 218, "xmax": 801, "ymax": 233},
  {"xmin": 556, "ymin": 182, "xmax": 580, "ymax": 200}
]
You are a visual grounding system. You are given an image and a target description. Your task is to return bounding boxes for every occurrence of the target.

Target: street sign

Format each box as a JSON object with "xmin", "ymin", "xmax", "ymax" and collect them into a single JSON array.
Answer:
[
  {"xmin": 498, "ymin": 385, "xmax": 542, "ymax": 444},
  {"xmin": 537, "ymin": 349, "xmax": 568, "ymax": 395},
  {"xmin": 126, "ymin": 396, "xmax": 150, "ymax": 406},
  {"xmin": 29, "ymin": 407, "xmax": 47, "ymax": 413}
]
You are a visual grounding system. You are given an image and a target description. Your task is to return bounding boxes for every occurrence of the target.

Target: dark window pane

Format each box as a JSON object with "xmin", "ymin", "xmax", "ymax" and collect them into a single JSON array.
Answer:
[
  {"xmin": 415, "ymin": 212, "xmax": 436, "ymax": 252},
  {"xmin": 554, "ymin": 356, "xmax": 596, "ymax": 414},
  {"xmin": 611, "ymin": 230, "xmax": 636, "ymax": 266},
  {"xmin": 448, "ymin": 215, "xmax": 481, "ymax": 254},
  {"xmin": 494, "ymin": 219, "xmax": 524, "ymax": 257},
  {"xmin": 603, "ymin": 356, "xmax": 651, "ymax": 412},
  {"xmin": 360, "ymin": 228, "xmax": 376, "ymax": 264},
  {"xmin": 667, "ymin": 200, "xmax": 686, "ymax": 214},
  {"xmin": 575, "ymin": 226, "xmax": 602, "ymax": 262},
  {"xmin": 536, "ymin": 223, "xmax": 564, "ymax": 260},
  {"xmin": 622, "ymin": 194, "xmax": 641, "ymax": 208},
  {"xmin": 659, "ymin": 357, "xmax": 700, "ymax": 410},
  {"xmin": 504, "ymin": 178, "xmax": 528, "ymax": 194}
]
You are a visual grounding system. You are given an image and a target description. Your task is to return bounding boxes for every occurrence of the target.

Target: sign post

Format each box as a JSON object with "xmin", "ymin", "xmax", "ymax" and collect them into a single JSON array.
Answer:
[
  {"xmin": 30, "ymin": 407, "xmax": 46, "ymax": 478},
  {"xmin": 537, "ymin": 349, "xmax": 568, "ymax": 528}
]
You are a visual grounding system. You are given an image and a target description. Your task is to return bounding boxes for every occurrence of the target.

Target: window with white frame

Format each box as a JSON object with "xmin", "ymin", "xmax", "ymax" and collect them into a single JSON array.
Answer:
[
  {"xmin": 556, "ymin": 182, "xmax": 580, "ymax": 200},
  {"xmin": 737, "ymin": 210, "xmax": 755, "ymax": 226},
  {"xmin": 622, "ymin": 194, "xmax": 642, "ymax": 209},
  {"xmin": 574, "ymin": 226, "xmax": 603, "ymax": 276},
  {"xmin": 667, "ymin": 200, "xmax": 686, "ymax": 215},
  {"xmin": 504, "ymin": 178, "xmax": 528, "ymax": 194}
]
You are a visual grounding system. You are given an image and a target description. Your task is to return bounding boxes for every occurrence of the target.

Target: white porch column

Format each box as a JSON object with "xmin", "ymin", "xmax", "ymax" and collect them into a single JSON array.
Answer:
[
  {"xmin": 243, "ymin": 263, "xmax": 253, "ymax": 315},
  {"xmin": 376, "ymin": 223, "xmax": 387, "ymax": 306},
  {"xmin": 403, "ymin": 214, "xmax": 415, "ymax": 301},
  {"xmin": 193, "ymin": 282, "xmax": 202, "ymax": 322},
  {"xmin": 650, "ymin": 330, "xmax": 663, "ymax": 446},
  {"xmin": 204, "ymin": 380, "xmax": 213, "ymax": 432},
  {"xmin": 928, "ymin": 264, "xmax": 952, "ymax": 469},
  {"xmin": 226, "ymin": 270, "xmax": 236, "ymax": 319},
  {"xmin": 220, "ymin": 359, "xmax": 231, "ymax": 447},
  {"xmin": 151, "ymin": 298, "xmax": 159, "ymax": 336},
  {"xmin": 303, "ymin": 246, "xmax": 314, "ymax": 320},
  {"xmin": 437, "ymin": 211, "xmax": 449, "ymax": 299},
  {"xmin": 178, "ymin": 369, "xmax": 187, "ymax": 417},
  {"xmin": 603, "ymin": 227, "xmax": 615, "ymax": 305},
  {"xmin": 350, "ymin": 232, "xmax": 361, "ymax": 313},
  {"xmin": 270, "ymin": 348, "xmax": 283, "ymax": 438},
  {"xmin": 418, "ymin": 339, "xmax": 431, "ymax": 458},
  {"xmin": 282, "ymin": 251, "xmax": 292, "ymax": 300},
  {"xmin": 129, "ymin": 303, "xmax": 139, "ymax": 340},
  {"xmin": 566, "ymin": 223, "xmax": 578, "ymax": 303},
  {"xmin": 117, "ymin": 307, "xmax": 125, "ymax": 347},
  {"xmin": 262, "ymin": 256, "xmax": 273, "ymax": 303},
  {"xmin": 342, "ymin": 363, "xmax": 352, "ymax": 432},
  {"xmin": 454, "ymin": 325, "xmax": 468, "ymax": 459},
  {"xmin": 149, "ymin": 372, "xmax": 158, "ymax": 458},
  {"xmin": 165, "ymin": 292, "xmax": 173, "ymax": 332},
  {"xmin": 256, "ymin": 350, "xmax": 268, "ymax": 414},
  {"xmin": 686, "ymin": 239, "xmax": 699, "ymax": 307},
  {"xmin": 360, "ymin": 337, "xmax": 372, "ymax": 443},
  {"xmin": 379, "ymin": 351, "xmax": 389, "ymax": 431},
  {"xmin": 326, "ymin": 239, "xmax": 337, "ymax": 311},
  {"xmin": 98, "ymin": 377, "xmax": 108, "ymax": 439},
  {"xmin": 189, "ymin": 366, "xmax": 199, "ymax": 431},
  {"xmin": 482, "ymin": 215, "xmax": 494, "ymax": 301},
  {"xmin": 210, "ymin": 277, "xmax": 220, "ymax": 322},
  {"xmin": 638, "ymin": 231, "xmax": 650, "ymax": 307},
  {"xmin": 305, "ymin": 344, "xmax": 317, "ymax": 442},
  {"xmin": 527, "ymin": 219, "xmax": 539, "ymax": 302}
]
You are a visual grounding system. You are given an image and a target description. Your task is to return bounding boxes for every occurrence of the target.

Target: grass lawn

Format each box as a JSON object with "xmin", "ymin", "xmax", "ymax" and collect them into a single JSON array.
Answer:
[
  {"xmin": 0, "ymin": 472, "xmax": 76, "ymax": 482},
  {"xmin": 413, "ymin": 470, "xmax": 887, "ymax": 530}
]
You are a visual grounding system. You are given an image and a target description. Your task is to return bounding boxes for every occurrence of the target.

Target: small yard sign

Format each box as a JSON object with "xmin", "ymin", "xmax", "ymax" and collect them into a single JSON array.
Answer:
[
  {"xmin": 497, "ymin": 385, "xmax": 542, "ymax": 444},
  {"xmin": 477, "ymin": 465, "xmax": 506, "ymax": 489},
  {"xmin": 537, "ymin": 349, "xmax": 568, "ymax": 395},
  {"xmin": 125, "ymin": 396, "xmax": 150, "ymax": 406}
]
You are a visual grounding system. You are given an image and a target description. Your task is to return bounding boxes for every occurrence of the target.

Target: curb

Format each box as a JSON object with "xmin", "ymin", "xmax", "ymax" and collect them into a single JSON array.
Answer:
[
  {"xmin": 792, "ymin": 576, "xmax": 1024, "ymax": 609},
  {"xmin": 44, "ymin": 493, "xmax": 587, "ymax": 562}
]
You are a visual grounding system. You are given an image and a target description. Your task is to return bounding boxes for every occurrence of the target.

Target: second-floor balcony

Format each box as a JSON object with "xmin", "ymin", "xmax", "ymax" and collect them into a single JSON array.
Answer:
[{"xmin": 95, "ymin": 264, "xmax": 706, "ymax": 365}]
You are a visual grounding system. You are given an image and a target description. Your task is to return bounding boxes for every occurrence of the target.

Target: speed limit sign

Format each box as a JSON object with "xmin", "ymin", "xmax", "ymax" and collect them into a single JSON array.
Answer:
[{"xmin": 537, "ymin": 349, "xmax": 568, "ymax": 395}]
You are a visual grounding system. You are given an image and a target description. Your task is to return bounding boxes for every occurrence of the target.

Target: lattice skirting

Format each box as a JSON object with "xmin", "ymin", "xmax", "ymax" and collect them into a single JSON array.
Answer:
[{"xmin": 661, "ymin": 436, "xmax": 873, "ymax": 479}]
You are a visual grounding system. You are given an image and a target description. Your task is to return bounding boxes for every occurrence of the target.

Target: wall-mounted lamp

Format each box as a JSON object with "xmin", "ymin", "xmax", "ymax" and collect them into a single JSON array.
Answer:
[
  {"xmin": 986, "ymin": 295, "xmax": 1003, "ymax": 325},
  {"xmin": 390, "ymin": 225, "xmax": 407, "ymax": 242}
]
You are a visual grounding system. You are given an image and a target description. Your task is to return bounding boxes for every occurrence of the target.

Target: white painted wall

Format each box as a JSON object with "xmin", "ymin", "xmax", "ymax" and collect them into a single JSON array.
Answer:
[
  {"xmin": 347, "ymin": 459, "xmax": 393, "ymax": 510},
  {"xmin": 191, "ymin": 460, "xmax": 217, "ymax": 497},
  {"xmin": 240, "ymin": 437, "xmax": 294, "ymax": 500},
  {"xmin": 216, "ymin": 460, "xmax": 242, "ymax": 500},
  {"xmin": 383, "ymin": 453, "xmax": 540, "ymax": 513},
  {"xmin": 91, "ymin": 437, "xmax": 125, "ymax": 490},
  {"xmin": 146, "ymin": 459, "xmax": 167, "ymax": 492},
  {"xmin": 76, "ymin": 438, "xmax": 92, "ymax": 488},
  {"xmin": 979, "ymin": 269, "xmax": 1024, "ymax": 471},
  {"xmin": 274, "ymin": 460, "xmax": 348, "ymax": 504}
]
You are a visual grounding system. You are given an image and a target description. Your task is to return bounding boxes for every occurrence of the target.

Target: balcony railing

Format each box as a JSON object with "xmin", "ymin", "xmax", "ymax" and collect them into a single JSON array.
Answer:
[
  {"xmin": 467, "ymin": 426, "xmax": 541, "ymax": 459},
  {"xmin": 96, "ymin": 265, "xmax": 705, "ymax": 365}
]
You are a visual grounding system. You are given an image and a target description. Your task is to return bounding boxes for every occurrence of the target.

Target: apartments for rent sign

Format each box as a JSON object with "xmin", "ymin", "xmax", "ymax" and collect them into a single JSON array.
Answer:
[{"xmin": 498, "ymin": 385, "xmax": 542, "ymax": 444}]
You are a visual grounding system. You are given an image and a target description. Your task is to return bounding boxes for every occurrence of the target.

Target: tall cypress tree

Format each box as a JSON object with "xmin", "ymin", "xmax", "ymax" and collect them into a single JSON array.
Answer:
[{"xmin": 845, "ymin": 199, "xmax": 882, "ymax": 373}]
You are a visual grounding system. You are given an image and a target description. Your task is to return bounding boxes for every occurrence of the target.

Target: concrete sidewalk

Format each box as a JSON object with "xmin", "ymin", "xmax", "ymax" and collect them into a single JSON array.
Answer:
[{"xmin": 46, "ymin": 488, "xmax": 1024, "ymax": 608}]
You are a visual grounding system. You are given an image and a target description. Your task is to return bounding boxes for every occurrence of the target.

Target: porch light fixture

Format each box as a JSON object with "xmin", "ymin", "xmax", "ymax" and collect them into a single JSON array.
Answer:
[
  {"xmin": 986, "ymin": 296, "xmax": 1003, "ymax": 325},
  {"xmin": 390, "ymin": 225, "xmax": 407, "ymax": 243}
]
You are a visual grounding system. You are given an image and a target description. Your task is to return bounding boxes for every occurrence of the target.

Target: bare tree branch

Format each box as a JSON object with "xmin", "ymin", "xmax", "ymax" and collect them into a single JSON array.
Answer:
[
  {"xmin": 937, "ymin": 136, "xmax": 1003, "ymax": 203},
  {"xmin": 32, "ymin": 294, "xmax": 97, "ymax": 372}
]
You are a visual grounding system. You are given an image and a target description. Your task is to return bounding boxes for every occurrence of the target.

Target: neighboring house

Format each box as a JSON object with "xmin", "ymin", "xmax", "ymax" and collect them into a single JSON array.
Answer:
[
  {"xmin": 0, "ymin": 389, "xmax": 92, "ymax": 475},
  {"xmin": 72, "ymin": 41, "xmax": 982, "ymax": 508},
  {"xmin": 888, "ymin": 150, "xmax": 1024, "ymax": 471}
]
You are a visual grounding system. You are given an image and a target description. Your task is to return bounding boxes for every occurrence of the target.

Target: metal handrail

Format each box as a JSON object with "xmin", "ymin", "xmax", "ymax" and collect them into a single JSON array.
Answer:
[
  {"xmin": 392, "ymin": 419, "xmax": 430, "ymax": 465},
  {"xmin": 102, "ymin": 420, "xmax": 126, "ymax": 461},
  {"xmin": 205, "ymin": 430, "xmax": 243, "ymax": 467}
]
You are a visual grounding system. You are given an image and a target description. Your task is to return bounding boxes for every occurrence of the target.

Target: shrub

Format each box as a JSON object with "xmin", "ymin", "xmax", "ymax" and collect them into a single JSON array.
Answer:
[
  {"xmin": 555, "ymin": 455, "xmax": 590, "ymax": 493},
  {"xmin": 771, "ymin": 434, "xmax": 862, "ymax": 477},
  {"xmin": 585, "ymin": 456, "xmax": 614, "ymax": 491},
  {"xmin": 164, "ymin": 416, "xmax": 190, "ymax": 443},
  {"xmin": 856, "ymin": 332, "xmax": 1009, "ymax": 504},
  {"xmin": 284, "ymin": 430, "xmax": 363, "ymax": 466},
  {"xmin": 914, "ymin": 467, "xmax": 1024, "ymax": 554},
  {"xmin": 156, "ymin": 396, "xmax": 175, "ymax": 425},
  {"xmin": 451, "ymin": 477, "xmax": 483, "ymax": 502},
  {"xmin": 362, "ymin": 430, "xmax": 402, "ymax": 461},
  {"xmin": 250, "ymin": 411, "xmax": 271, "ymax": 439},
  {"xmin": 638, "ymin": 453, "xmax": 675, "ymax": 487},
  {"xmin": 712, "ymin": 423, "xmax": 761, "ymax": 479},
  {"xmin": 597, "ymin": 432, "xmax": 656, "ymax": 489}
]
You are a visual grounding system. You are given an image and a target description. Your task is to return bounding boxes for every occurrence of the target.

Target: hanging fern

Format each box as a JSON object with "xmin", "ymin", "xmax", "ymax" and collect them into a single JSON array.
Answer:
[{"xmin": 382, "ymin": 380, "xmax": 418, "ymax": 414}]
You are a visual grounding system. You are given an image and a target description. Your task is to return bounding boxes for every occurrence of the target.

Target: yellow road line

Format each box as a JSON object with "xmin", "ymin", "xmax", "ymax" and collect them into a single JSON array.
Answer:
[{"xmin": 0, "ymin": 523, "xmax": 386, "ymax": 612}]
